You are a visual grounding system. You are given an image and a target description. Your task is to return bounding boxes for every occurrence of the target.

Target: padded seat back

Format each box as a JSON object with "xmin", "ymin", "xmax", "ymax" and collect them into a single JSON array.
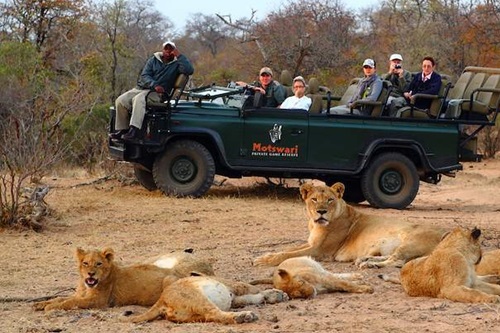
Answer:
[
  {"xmin": 280, "ymin": 70, "xmax": 293, "ymax": 98},
  {"xmin": 447, "ymin": 71, "xmax": 474, "ymax": 100},
  {"xmin": 370, "ymin": 80, "xmax": 392, "ymax": 117},
  {"xmin": 461, "ymin": 74, "xmax": 500, "ymax": 115},
  {"xmin": 306, "ymin": 78, "xmax": 323, "ymax": 113}
]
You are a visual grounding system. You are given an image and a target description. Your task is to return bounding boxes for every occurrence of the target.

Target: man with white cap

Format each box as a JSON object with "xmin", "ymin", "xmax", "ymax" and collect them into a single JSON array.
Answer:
[
  {"xmin": 110, "ymin": 41, "xmax": 194, "ymax": 140},
  {"xmin": 330, "ymin": 58, "xmax": 382, "ymax": 116},
  {"xmin": 280, "ymin": 76, "xmax": 312, "ymax": 111},
  {"xmin": 382, "ymin": 53, "xmax": 412, "ymax": 115}
]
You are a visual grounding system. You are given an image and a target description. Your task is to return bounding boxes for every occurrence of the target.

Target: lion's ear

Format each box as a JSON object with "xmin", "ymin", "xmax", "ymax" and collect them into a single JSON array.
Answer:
[
  {"xmin": 330, "ymin": 182, "xmax": 345, "ymax": 199},
  {"xmin": 277, "ymin": 269, "xmax": 291, "ymax": 282},
  {"xmin": 299, "ymin": 183, "xmax": 314, "ymax": 201},
  {"xmin": 471, "ymin": 227, "xmax": 481, "ymax": 240},
  {"xmin": 75, "ymin": 248, "xmax": 86, "ymax": 261},
  {"xmin": 102, "ymin": 248, "xmax": 115, "ymax": 262}
]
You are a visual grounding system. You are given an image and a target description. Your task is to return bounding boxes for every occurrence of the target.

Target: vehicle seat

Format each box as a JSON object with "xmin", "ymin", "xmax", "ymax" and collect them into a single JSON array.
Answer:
[
  {"xmin": 444, "ymin": 72, "xmax": 487, "ymax": 118},
  {"xmin": 329, "ymin": 78, "xmax": 360, "ymax": 107},
  {"xmin": 280, "ymin": 70, "xmax": 293, "ymax": 98},
  {"xmin": 460, "ymin": 74, "xmax": 500, "ymax": 116},
  {"xmin": 399, "ymin": 74, "xmax": 451, "ymax": 119},
  {"xmin": 146, "ymin": 74, "xmax": 190, "ymax": 111},
  {"xmin": 307, "ymin": 78, "xmax": 324, "ymax": 114}
]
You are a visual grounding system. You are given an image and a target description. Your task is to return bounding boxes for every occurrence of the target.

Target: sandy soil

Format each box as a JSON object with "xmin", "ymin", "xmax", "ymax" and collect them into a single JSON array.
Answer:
[{"xmin": 1, "ymin": 159, "xmax": 500, "ymax": 333}]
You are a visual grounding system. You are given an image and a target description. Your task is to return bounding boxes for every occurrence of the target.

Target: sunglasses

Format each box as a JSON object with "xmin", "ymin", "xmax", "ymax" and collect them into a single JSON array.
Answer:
[
  {"xmin": 363, "ymin": 65, "xmax": 373, "ymax": 69},
  {"xmin": 293, "ymin": 85, "xmax": 305, "ymax": 88},
  {"xmin": 260, "ymin": 73, "xmax": 271, "ymax": 77}
]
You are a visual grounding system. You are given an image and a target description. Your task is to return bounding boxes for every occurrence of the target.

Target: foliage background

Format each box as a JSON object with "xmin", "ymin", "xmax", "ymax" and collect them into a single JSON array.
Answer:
[{"xmin": 0, "ymin": 0, "xmax": 499, "ymax": 226}]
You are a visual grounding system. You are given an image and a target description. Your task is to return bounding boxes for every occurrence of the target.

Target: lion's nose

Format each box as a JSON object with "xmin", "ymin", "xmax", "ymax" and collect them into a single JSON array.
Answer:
[
  {"xmin": 88, "ymin": 272, "xmax": 95, "ymax": 277},
  {"xmin": 317, "ymin": 209, "xmax": 327, "ymax": 215}
]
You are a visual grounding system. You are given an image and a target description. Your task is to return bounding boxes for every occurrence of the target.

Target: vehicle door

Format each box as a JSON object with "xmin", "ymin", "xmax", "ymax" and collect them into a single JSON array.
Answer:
[{"xmin": 239, "ymin": 108, "xmax": 308, "ymax": 166}]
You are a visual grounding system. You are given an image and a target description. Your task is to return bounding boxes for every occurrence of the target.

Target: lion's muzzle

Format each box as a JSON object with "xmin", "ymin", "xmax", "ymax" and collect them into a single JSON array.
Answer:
[{"xmin": 85, "ymin": 276, "xmax": 99, "ymax": 288}]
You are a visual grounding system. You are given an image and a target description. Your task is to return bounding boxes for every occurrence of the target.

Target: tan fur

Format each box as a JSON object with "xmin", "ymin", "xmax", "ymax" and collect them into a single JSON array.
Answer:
[
  {"xmin": 254, "ymin": 182, "xmax": 446, "ymax": 268},
  {"xmin": 33, "ymin": 248, "xmax": 213, "ymax": 311},
  {"xmin": 476, "ymin": 249, "xmax": 500, "ymax": 276},
  {"xmin": 255, "ymin": 256, "xmax": 373, "ymax": 299},
  {"xmin": 400, "ymin": 227, "xmax": 500, "ymax": 303},
  {"xmin": 126, "ymin": 276, "xmax": 288, "ymax": 324}
]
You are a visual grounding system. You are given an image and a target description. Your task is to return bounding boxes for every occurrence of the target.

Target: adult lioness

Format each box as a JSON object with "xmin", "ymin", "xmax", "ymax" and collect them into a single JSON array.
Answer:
[
  {"xmin": 400, "ymin": 227, "xmax": 500, "ymax": 303},
  {"xmin": 127, "ymin": 275, "xmax": 288, "ymax": 324},
  {"xmin": 251, "ymin": 256, "xmax": 373, "ymax": 299},
  {"xmin": 33, "ymin": 247, "xmax": 213, "ymax": 311},
  {"xmin": 254, "ymin": 182, "xmax": 446, "ymax": 268}
]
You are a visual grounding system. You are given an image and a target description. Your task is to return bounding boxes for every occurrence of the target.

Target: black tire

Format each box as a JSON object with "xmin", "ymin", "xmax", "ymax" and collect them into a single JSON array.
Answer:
[
  {"xmin": 342, "ymin": 180, "xmax": 366, "ymax": 204},
  {"xmin": 153, "ymin": 140, "xmax": 215, "ymax": 197},
  {"xmin": 325, "ymin": 178, "xmax": 365, "ymax": 204},
  {"xmin": 361, "ymin": 152, "xmax": 419, "ymax": 209},
  {"xmin": 133, "ymin": 166, "xmax": 157, "ymax": 191}
]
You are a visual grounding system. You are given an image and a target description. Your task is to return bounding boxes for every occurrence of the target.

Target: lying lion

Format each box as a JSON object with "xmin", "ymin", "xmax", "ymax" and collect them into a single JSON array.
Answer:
[
  {"xmin": 476, "ymin": 249, "xmax": 500, "ymax": 276},
  {"xmin": 251, "ymin": 256, "xmax": 374, "ymax": 299},
  {"xmin": 33, "ymin": 247, "xmax": 213, "ymax": 311},
  {"xmin": 400, "ymin": 227, "xmax": 500, "ymax": 303},
  {"xmin": 126, "ymin": 275, "xmax": 288, "ymax": 324},
  {"xmin": 254, "ymin": 182, "xmax": 446, "ymax": 268}
]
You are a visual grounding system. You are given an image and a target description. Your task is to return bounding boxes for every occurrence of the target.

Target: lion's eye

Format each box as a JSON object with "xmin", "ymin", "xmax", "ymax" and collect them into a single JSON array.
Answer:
[
  {"xmin": 327, "ymin": 198, "xmax": 334, "ymax": 204},
  {"xmin": 311, "ymin": 198, "xmax": 317, "ymax": 203},
  {"xmin": 96, "ymin": 262, "xmax": 102, "ymax": 267},
  {"xmin": 82, "ymin": 262, "xmax": 88, "ymax": 267}
]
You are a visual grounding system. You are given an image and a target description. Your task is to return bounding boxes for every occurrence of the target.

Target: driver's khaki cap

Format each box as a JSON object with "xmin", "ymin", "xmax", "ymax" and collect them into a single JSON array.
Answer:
[{"xmin": 259, "ymin": 67, "xmax": 273, "ymax": 76}]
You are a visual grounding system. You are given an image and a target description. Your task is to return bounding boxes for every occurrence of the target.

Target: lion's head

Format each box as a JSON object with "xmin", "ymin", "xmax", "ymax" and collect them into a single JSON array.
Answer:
[
  {"xmin": 274, "ymin": 269, "xmax": 317, "ymax": 299},
  {"xmin": 75, "ymin": 247, "xmax": 115, "ymax": 288},
  {"xmin": 300, "ymin": 182, "xmax": 346, "ymax": 226},
  {"xmin": 439, "ymin": 227, "xmax": 482, "ymax": 265}
]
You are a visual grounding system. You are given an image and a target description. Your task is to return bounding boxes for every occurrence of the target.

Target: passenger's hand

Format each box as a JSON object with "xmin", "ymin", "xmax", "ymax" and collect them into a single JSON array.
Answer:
[
  {"xmin": 172, "ymin": 48, "xmax": 181, "ymax": 57},
  {"xmin": 155, "ymin": 85, "xmax": 165, "ymax": 94},
  {"xmin": 254, "ymin": 87, "xmax": 265, "ymax": 94}
]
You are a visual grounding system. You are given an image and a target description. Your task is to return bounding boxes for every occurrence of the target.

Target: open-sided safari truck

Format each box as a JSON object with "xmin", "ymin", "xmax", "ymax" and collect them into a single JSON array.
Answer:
[{"xmin": 108, "ymin": 66, "xmax": 500, "ymax": 209}]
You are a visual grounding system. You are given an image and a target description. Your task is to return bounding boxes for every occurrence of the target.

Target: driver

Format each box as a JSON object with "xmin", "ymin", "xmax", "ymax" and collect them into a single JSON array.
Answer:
[
  {"xmin": 110, "ymin": 41, "xmax": 194, "ymax": 140},
  {"xmin": 236, "ymin": 67, "xmax": 286, "ymax": 107}
]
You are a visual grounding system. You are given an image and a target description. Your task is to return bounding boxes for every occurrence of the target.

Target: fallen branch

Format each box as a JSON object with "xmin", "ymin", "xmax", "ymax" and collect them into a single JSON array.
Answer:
[{"xmin": 0, "ymin": 288, "xmax": 75, "ymax": 303}]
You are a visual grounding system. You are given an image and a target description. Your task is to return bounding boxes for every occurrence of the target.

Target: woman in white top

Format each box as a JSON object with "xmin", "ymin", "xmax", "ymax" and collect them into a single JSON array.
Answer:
[{"xmin": 280, "ymin": 76, "xmax": 312, "ymax": 111}]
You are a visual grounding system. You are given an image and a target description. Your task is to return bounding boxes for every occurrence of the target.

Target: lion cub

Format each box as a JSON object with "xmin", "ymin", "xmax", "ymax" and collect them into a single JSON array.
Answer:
[
  {"xmin": 252, "ymin": 256, "xmax": 374, "ymax": 299},
  {"xmin": 33, "ymin": 248, "xmax": 213, "ymax": 311},
  {"xmin": 476, "ymin": 249, "xmax": 500, "ymax": 276},
  {"xmin": 127, "ymin": 275, "xmax": 288, "ymax": 324},
  {"xmin": 400, "ymin": 227, "xmax": 500, "ymax": 303}
]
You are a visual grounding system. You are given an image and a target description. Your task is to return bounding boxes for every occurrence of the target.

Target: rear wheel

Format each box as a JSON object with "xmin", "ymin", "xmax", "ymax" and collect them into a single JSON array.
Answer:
[
  {"xmin": 361, "ymin": 152, "xmax": 419, "ymax": 209},
  {"xmin": 134, "ymin": 165, "xmax": 157, "ymax": 191},
  {"xmin": 153, "ymin": 140, "xmax": 215, "ymax": 197}
]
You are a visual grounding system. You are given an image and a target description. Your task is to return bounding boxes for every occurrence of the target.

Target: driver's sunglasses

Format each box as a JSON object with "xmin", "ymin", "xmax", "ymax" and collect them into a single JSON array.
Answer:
[
  {"xmin": 293, "ymin": 85, "xmax": 305, "ymax": 89},
  {"xmin": 260, "ymin": 73, "xmax": 271, "ymax": 77}
]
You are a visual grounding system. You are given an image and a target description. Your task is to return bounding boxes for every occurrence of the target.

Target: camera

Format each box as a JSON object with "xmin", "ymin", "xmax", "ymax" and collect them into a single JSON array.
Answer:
[{"xmin": 394, "ymin": 64, "xmax": 402, "ymax": 69}]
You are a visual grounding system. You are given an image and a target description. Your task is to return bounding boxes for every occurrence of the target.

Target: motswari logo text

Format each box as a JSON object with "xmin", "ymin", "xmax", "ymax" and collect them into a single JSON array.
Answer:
[{"xmin": 251, "ymin": 142, "xmax": 299, "ymax": 157}]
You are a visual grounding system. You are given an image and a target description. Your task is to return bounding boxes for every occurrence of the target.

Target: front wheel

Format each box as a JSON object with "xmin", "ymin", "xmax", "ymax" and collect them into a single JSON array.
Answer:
[
  {"xmin": 361, "ymin": 152, "xmax": 419, "ymax": 209},
  {"xmin": 153, "ymin": 140, "xmax": 215, "ymax": 197},
  {"xmin": 134, "ymin": 165, "xmax": 157, "ymax": 191}
]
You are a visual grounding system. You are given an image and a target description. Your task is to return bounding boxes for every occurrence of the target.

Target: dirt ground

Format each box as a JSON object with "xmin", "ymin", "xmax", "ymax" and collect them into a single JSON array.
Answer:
[{"xmin": 1, "ymin": 159, "xmax": 500, "ymax": 333}]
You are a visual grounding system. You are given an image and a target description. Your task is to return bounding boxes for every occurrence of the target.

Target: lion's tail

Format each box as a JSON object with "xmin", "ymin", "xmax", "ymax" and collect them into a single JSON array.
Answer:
[
  {"xmin": 377, "ymin": 273, "xmax": 400, "ymax": 284},
  {"xmin": 249, "ymin": 278, "xmax": 274, "ymax": 285},
  {"xmin": 127, "ymin": 302, "xmax": 165, "ymax": 323}
]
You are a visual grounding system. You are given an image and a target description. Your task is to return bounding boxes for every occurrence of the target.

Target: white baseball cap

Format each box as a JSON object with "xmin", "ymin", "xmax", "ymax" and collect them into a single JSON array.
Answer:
[
  {"xmin": 389, "ymin": 53, "xmax": 403, "ymax": 61},
  {"xmin": 362, "ymin": 58, "xmax": 376, "ymax": 68},
  {"xmin": 162, "ymin": 41, "xmax": 176, "ymax": 49}
]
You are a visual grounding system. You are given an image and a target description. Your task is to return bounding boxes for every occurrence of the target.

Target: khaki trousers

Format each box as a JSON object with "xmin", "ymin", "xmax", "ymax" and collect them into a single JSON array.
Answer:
[{"xmin": 114, "ymin": 88, "xmax": 161, "ymax": 130}]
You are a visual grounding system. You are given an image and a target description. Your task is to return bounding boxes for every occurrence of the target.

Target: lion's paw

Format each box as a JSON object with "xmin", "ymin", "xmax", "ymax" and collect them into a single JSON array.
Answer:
[
  {"xmin": 254, "ymin": 254, "xmax": 281, "ymax": 267},
  {"xmin": 261, "ymin": 288, "xmax": 289, "ymax": 303},
  {"xmin": 32, "ymin": 301, "xmax": 48, "ymax": 311},
  {"xmin": 357, "ymin": 261, "xmax": 381, "ymax": 269},
  {"xmin": 234, "ymin": 311, "xmax": 258, "ymax": 323},
  {"xmin": 358, "ymin": 284, "xmax": 375, "ymax": 294}
]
